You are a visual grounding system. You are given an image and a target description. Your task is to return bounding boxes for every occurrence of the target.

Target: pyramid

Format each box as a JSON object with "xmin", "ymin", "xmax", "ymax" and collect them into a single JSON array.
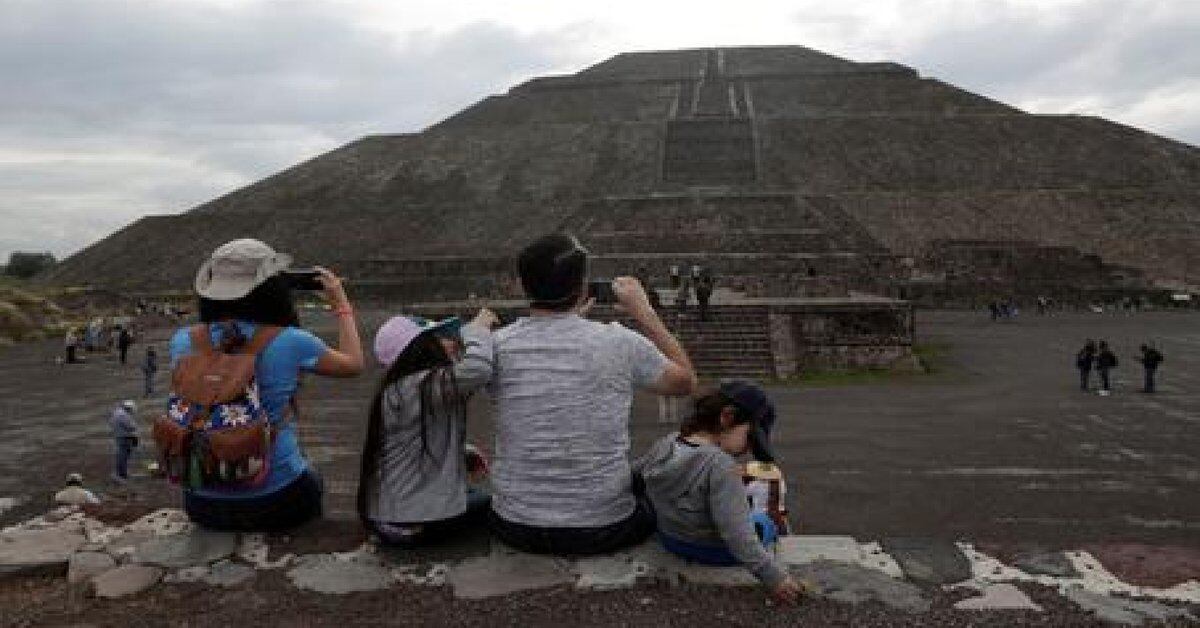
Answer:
[{"xmin": 45, "ymin": 45, "xmax": 1200, "ymax": 299}]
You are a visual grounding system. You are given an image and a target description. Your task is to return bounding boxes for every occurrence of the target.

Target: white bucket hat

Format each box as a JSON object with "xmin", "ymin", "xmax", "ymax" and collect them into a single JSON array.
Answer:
[{"xmin": 194, "ymin": 239, "xmax": 293, "ymax": 300}]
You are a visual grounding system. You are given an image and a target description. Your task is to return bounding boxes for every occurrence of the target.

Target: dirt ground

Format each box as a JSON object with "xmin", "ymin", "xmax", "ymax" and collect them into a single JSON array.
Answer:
[{"xmin": 1, "ymin": 308, "xmax": 1199, "ymax": 625}]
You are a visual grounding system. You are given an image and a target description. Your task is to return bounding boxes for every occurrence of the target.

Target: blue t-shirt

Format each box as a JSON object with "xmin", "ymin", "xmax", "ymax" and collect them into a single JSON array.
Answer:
[{"xmin": 169, "ymin": 321, "xmax": 328, "ymax": 499}]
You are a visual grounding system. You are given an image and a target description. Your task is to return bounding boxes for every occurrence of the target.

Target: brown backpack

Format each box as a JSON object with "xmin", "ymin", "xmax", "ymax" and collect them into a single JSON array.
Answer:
[{"xmin": 152, "ymin": 324, "xmax": 283, "ymax": 490}]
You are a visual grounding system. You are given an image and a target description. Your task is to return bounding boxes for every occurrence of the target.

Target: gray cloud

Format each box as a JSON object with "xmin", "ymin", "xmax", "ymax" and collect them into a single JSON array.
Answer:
[
  {"xmin": 0, "ymin": 0, "xmax": 589, "ymax": 260},
  {"xmin": 871, "ymin": 0, "xmax": 1200, "ymax": 141}
]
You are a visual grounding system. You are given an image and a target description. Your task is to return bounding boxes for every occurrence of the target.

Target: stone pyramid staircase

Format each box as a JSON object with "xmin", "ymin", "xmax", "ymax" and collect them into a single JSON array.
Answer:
[{"xmin": 595, "ymin": 304, "xmax": 774, "ymax": 379}]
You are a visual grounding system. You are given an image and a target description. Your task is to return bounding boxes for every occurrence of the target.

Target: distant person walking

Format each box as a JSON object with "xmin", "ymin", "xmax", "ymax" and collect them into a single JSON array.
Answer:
[
  {"xmin": 675, "ymin": 274, "xmax": 692, "ymax": 313},
  {"xmin": 141, "ymin": 346, "xmax": 158, "ymax": 396},
  {"xmin": 669, "ymin": 264, "xmax": 681, "ymax": 291},
  {"xmin": 1076, "ymin": 340, "xmax": 1096, "ymax": 391},
  {"xmin": 64, "ymin": 329, "xmax": 81, "ymax": 364},
  {"xmin": 1096, "ymin": 341, "xmax": 1117, "ymax": 395},
  {"xmin": 117, "ymin": 326, "xmax": 133, "ymax": 365},
  {"xmin": 1137, "ymin": 344, "xmax": 1163, "ymax": 393},
  {"xmin": 109, "ymin": 400, "xmax": 138, "ymax": 483}
]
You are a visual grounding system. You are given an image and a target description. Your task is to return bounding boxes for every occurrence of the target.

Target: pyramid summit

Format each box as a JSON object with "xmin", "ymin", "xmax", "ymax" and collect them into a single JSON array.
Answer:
[{"xmin": 46, "ymin": 45, "xmax": 1200, "ymax": 300}]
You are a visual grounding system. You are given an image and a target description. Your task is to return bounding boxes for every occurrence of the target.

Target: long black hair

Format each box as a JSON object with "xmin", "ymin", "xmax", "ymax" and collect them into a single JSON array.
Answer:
[
  {"xmin": 356, "ymin": 332, "xmax": 465, "ymax": 527},
  {"xmin": 198, "ymin": 275, "xmax": 300, "ymax": 327},
  {"xmin": 680, "ymin": 389, "xmax": 749, "ymax": 437}
]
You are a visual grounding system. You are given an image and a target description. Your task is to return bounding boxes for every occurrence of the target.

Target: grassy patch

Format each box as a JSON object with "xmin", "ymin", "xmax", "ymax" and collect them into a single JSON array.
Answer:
[{"xmin": 770, "ymin": 342, "xmax": 955, "ymax": 387}]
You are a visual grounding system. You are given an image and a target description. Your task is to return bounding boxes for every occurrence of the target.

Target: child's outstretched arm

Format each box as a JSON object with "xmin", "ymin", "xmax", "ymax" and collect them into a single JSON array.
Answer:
[{"xmin": 707, "ymin": 457, "xmax": 801, "ymax": 603}]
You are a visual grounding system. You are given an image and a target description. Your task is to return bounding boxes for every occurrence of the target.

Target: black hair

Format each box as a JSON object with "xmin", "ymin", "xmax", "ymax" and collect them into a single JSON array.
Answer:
[
  {"xmin": 517, "ymin": 233, "xmax": 588, "ymax": 312},
  {"xmin": 356, "ymin": 333, "xmax": 463, "ymax": 528},
  {"xmin": 198, "ymin": 275, "xmax": 300, "ymax": 327},
  {"xmin": 680, "ymin": 388, "xmax": 751, "ymax": 437}
]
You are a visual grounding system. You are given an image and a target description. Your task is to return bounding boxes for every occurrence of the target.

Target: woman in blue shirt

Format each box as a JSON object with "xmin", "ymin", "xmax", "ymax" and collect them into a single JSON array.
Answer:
[{"xmin": 170, "ymin": 238, "xmax": 364, "ymax": 531}]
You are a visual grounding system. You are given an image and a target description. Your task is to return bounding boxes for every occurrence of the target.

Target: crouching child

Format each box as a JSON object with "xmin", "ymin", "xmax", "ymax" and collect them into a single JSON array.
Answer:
[{"xmin": 637, "ymin": 381, "xmax": 803, "ymax": 604}]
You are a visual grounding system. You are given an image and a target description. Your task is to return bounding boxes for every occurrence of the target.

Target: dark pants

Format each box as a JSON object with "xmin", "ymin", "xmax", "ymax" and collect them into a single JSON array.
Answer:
[
  {"xmin": 371, "ymin": 488, "xmax": 490, "ymax": 547},
  {"xmin": 66, "ymin": 346, "xmax": 77, "ymax": 363},
  {"xmin": 143, "ymin": 370, "xmax": 155, "ymax": 396},
  {"xmin": 1099, "ymin": 368, "xmax": 1111, "ymax": 391},
  {"xmin": 697, "ymin": 291, "xmax": 711, "ymax": 321},
  {"xmin": 1079, "ymin": 368, "xmax": 1091, "ymax": 391},
  {"xmin": 184, "ymin": 469, "xmax": 323, "ymax": 532},
  {"xmin": 488, "ymin": 497, "xmax": 655, "ymax": 556},
  {"xmin": 119, "ymin": 345, "xmax": 129, "ymax": 364},
  {"xmin": 1144, "ymin": 367, "xmax": 1157, "ymax": 393},
  {"xmin": 113, "ymin": 437, "xmax": 136, "ymax": 479}
]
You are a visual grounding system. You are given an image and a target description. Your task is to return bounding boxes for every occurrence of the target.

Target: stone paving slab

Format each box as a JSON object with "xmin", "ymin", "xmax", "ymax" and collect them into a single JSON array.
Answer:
[
  {"xmin": 953, "ymin": 583, "xmax": 1043, "ymax": 611},
  {"xmin": 131, "ymin": 528, "xmax": 237, "ymax": 568},
  {"xmin": 1012, "ymin": 550, "xmax": 1080, "ymax": 578},
  {"xmin": 881, "ymin": 538, "xmax": 972, "ymax": 585},
  {"xmin": 92, "ymin": 564, "xmax": 163, "ymax": 599},
  {"xmin": 1063, "ymin": 588, "xmax": 1197, "ymax": 626},
  {"xmin": 67, "ymin": 551, "xmax": 116, "ymax": 585},
  {"xmin": 791, "ymin": 560, "xmax": 930, "ymax": 612},
  {"xmin": 448, "ymin": 551, "xmax": 574, "ymax": 600},
  {"xmin": 287, "ymin": 552, "xmax": 394, "ymax": 595},
  {"xmin": 776, "ymin": 535, "xmax": 862, "ymax": 565},
  {"xmin": 0, "ymin": 527, "xmax": 86, "ymax": 576}
]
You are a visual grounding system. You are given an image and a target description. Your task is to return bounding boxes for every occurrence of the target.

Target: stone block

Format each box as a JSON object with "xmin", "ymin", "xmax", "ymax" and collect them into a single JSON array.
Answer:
[
  {"xmin": 131, "ymin": 528, "xmax": 237, "ymax": 568},
  {"xmin": 792, "ymin": 560, "xmax": 930, "ymax": 612},
  {"xmin": 881, "ymin": 537, "xmax": 972, "ymax": 585},
  {"xmin": 0, "ymin": 527, "xmax": 86, "ymax": 577},
  {"xmin": 92, "ymin": 564, "xmax": 162, "ymax": 598},
  {"xmin": 204, "ymin": 559, "xmax": 255, "ymax": 588},
  {"xmin": 1064, "ymin": 588, "xmax": 1196, "ymax": 626},
  {"xmin": 448, "ymin": 552, "xmax": 573, "ymax": 600},
  {"xmin": 777, "ymin": 535, "xmax": 862, "ymax": 566},
  {"xmin": 287, "ymin": 554, "xmax": 393, "ymax": 595},
  {"xmin": 68, "ymin": 551, "xmax": 116, "ymax": 585},
  {"xmin": 1013, "ymin": 550, "xmax": 1079, "ymax": 578},
  {"xmin": 574, "ymin": 555, "xmax": 650, "ymax": 591},
  {"xmin": 953, "ymin": 583, "xmax": 1043, "ymax": 611}
]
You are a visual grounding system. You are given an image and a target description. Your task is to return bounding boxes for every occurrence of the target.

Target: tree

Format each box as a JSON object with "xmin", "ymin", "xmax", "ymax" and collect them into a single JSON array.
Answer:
[{"xmin": 3, "ymin": 251, "xmax": 57, "ymax": 279}]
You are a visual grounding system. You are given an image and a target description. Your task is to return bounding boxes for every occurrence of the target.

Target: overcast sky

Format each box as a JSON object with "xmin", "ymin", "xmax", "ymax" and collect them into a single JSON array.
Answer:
[{"xmin": 2, "ymin": 0, "xmax": 1198, "ymax": 262}]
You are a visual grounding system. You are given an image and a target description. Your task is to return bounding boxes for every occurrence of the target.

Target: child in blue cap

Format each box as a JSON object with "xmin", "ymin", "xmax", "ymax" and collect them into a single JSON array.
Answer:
[{"xmin": 636, "ymin": 381, "xmax": 802, "ymax": 604}]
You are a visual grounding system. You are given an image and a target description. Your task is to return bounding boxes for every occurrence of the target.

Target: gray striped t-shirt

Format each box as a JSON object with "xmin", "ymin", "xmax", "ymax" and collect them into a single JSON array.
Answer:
[{"xmin": 489, "ymin": 313, "xmax": 669, "ymax": 527}]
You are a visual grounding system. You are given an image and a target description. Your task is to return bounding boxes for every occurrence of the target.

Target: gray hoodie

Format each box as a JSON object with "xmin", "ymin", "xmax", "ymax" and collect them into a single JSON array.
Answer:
[{"xmin": 636, "ymin": 433, "xmax": 787, "ymax": 588}]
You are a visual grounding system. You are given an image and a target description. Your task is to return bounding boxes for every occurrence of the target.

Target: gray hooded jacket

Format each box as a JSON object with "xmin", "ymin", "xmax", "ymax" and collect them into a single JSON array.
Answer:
[{"xmin": 636, "ymin": 433, "xmax": 786, "ymax": 588}]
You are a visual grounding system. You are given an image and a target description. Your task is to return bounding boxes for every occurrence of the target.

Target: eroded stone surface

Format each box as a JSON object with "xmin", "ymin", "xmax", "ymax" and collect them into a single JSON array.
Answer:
[
  {"xmin": 449, "ymin": 552, "xmax": 573, "ymax": 599},
  {"xmin": 68, "ymin": 551, "xmax": 116, "ymax": 584},
  {"xmin": 791, "ymin": 560, "xmax": 930, "ymax": 612},
  {"xmin": 0, "ymin": 527, "xmax": 86, "ymax": 576},
  {"xmin": 1063, "ymin": 588, "xmax": 1197, "ymax": 626},
  {"xmin": 881, "ymin": 538, "xmax": 971, "ymax": 585},
  {"xmin": 92, "ymin": 564, "xmax": 163, "ymax": 598},
  {"xmin": 287, "ymin": 554, "xmax": 393, "ymax": 595},
  {"xmin": 131, "ymin": 528, "xmax": 237, "ymax": 568},
  {"xmin": 953, "ymin": 583, "xmax": 1043, "ymax": 611}
]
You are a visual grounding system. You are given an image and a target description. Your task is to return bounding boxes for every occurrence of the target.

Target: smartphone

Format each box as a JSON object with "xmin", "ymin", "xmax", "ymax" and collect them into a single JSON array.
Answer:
[
  {"xmin": 282, "ymin": 268, "xmax": 323, "ymax": 291},
  {"xmin": 588, "ymin": 279, "xmax": 617, "ymax": 304}
]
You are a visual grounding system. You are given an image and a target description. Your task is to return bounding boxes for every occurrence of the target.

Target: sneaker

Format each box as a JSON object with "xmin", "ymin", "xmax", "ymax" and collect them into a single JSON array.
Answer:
[{"xmin": 1098, "ymin": 389, "xmax": 1111, "ymax": 396}]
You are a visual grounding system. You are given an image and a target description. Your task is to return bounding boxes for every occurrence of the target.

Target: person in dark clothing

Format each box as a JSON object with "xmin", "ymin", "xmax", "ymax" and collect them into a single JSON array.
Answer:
[
  {"xmin": 1076, "ymin": 340, "xmax": 1096, "ymax": 391},
  {"xmin": 117, "ymin": 326, "xmax": 133, "ymax": 365},
  {"xmin": 695, "ymin": 269, "xmax": 715, "ymax": 322},
  {"xmin": 1137, "ymin": 344, "xmax": 1163, "ymax": 393},
  {"xmin": 1096, "ymin": 341, "xmax": 1117, "ymax": 395},
  {"xmin": 989, "ymin": 301, "xmax": 1000, "ymax": 322},
  {"xmin": 141, "ymin": 346, "xmax": 157, "ymax": 396}
]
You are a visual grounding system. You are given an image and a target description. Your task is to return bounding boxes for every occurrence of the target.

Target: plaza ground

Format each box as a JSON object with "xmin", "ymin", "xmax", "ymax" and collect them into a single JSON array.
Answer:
[{"xmin": 1, "ymin": 308, "xmax": 1198, "ymax": 625}]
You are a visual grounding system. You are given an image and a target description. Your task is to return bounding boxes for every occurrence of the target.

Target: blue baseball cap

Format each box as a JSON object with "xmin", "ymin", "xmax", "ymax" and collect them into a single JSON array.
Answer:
[{"xmin": 718, "ymin": 380, "xmax": 777, "ymax": 463}]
